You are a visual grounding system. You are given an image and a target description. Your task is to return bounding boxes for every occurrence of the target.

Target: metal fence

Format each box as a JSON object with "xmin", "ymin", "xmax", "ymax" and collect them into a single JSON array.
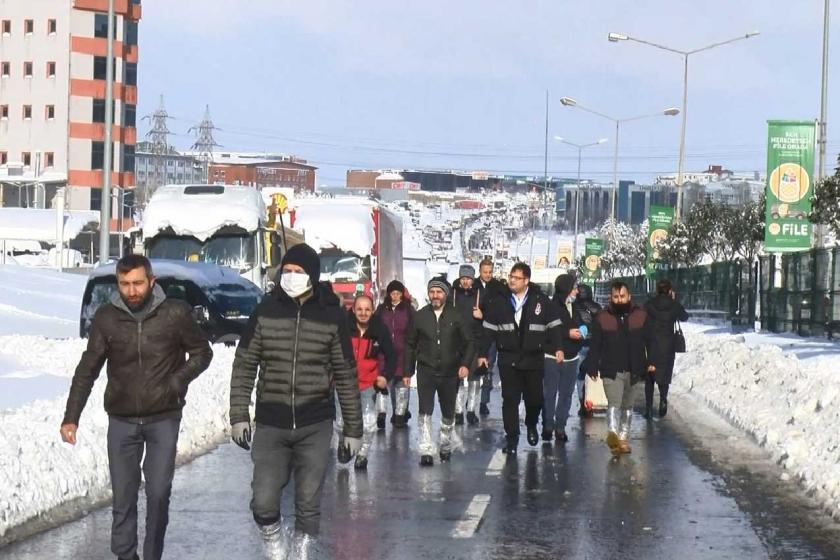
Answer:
[{"xmin": 591, "ymin": 248, "xmax": 840, "ymax": 339}]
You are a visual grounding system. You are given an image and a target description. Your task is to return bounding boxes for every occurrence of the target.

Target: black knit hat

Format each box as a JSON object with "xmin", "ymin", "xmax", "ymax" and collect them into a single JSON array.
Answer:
[
  {"xmin": 281, "ymin": 243, "xmax": 321, "ymax": 289},
  {"xmin": 427, "ymin": 276, "xmax": 451, "ymax": 298},
  {"xmin": 554, "ymin": 273, "xmax": 577, "ymax": 300},
  {"xmin": 386, "ymin": 280, "xmax": 406, "ymax": 295}
]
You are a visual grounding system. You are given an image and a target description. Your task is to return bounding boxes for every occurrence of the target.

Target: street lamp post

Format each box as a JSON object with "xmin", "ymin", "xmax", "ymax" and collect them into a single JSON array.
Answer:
[
  {"xmin": 608, "ymin": 30, "xmax": 760, "ymax": 220},
  {"xmin": 554, "ymin": 136, "xmax": 608, "ymax": 259},
  {"xmin": 559, "ymin": 97, "xmax": 679, "ymax": 221}
]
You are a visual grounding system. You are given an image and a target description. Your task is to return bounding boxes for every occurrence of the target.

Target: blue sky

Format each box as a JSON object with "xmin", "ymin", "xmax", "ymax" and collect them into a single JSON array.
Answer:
[{"xmin": 137, "ymin": 0, "xmax": 839, "ymax": 186}]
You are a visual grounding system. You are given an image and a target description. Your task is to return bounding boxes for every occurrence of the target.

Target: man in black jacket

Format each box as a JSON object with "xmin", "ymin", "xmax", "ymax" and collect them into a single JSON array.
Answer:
[
  {"xmin": 450, "ymin": 264, "xmax": 483, "ymax": 425},
  {"xmin": 61, "ymin": 255, "xmax": 212, "ymax": 560},
  {"xmin": 574, "ymin": 283, "xmax": 601, "ymax": 416},
  {"xmin": 405, "ymin": 277, "xmax": 474, "ymax": 466},
  {"xmin": 229, "ymin": 244, "xmax": 363, "ymax": 557},
  {"xmin": 474, "ymin": 258, "xmax": 504, "ymax": 415},
  {"xmin": 478, "ymin": 262, "xmax": 563, "ymax": 455},
  {"xmin": 583, "ymin": 281, "xmax": 652, "ymax": 456}
]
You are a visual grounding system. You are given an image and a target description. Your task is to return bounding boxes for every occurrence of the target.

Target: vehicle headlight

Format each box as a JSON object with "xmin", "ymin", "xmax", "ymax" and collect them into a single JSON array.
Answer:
[{"xmin": 192, "ymin": 305, "xmax": 210, "ymax": 323}]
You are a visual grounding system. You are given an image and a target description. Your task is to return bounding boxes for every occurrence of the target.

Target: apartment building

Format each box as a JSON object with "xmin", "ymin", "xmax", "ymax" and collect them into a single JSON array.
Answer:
[{"xmin": 0, "ymin": 0, "xmax": 141, "ymax": 212}]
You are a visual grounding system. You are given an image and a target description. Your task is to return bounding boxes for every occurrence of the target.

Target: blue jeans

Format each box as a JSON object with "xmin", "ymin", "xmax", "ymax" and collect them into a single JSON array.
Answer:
[
  {"xmin": 542, "ymin": 357, "xmax": 579, "ymax": 432},
  {"xmin": 575, "ymin": 346, "xmax": 590, "ymax": 407}
]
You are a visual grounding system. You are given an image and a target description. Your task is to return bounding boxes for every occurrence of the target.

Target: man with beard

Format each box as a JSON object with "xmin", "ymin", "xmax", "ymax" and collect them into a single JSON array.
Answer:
[
  {"xmin": 404, "ymin": 277, "xmax": 474, "ymax": 466},
  {"xmin": 61, "ymin": 255, "xmax": 213, "ymax": 560},
  {"xmin": 450, "ymin": 264, "xmax": 483, "ymax": 425},
  {"xmin": 473, "ymin": 259, "xmax": 504, "ymax": 415},
  {"xmin": 583, "ymin": 281, "xmax": 653, "ymax": 456},
  {"xmin": 478, "ymin": 262, "xmax": 563, "ymax": 455}
]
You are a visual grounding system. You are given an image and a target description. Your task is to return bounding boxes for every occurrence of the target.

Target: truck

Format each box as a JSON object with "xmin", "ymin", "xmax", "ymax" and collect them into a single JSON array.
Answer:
[
  {"xmin": 289, "ymin": 198, "xmax": 403, "ymax": 307},
  {"xmin": 135, "ymin": 184, "xmax": 303, "ymax": 291}
]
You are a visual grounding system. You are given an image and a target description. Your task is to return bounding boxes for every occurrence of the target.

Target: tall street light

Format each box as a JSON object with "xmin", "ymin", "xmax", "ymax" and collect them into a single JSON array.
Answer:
[
  {"xmin": 554, "ymin": 136, "xmax": 608, "ymax": 259},
  {"xmin": 608, "ymin": 30, "xmax": 760, "ymax": 220},
  {"xmin": 559, "ymin": 97, "xmax": 679, "ymax": 221}
]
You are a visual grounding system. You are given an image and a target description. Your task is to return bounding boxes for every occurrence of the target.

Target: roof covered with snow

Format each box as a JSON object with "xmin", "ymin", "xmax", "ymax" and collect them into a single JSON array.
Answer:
[
  {"xmin": 0, "ymin": 208, "xmax": 99, "ymax": 243},
  {"xmin": 142, "ymin": 185, "xmax": 266, "ymax": 241},
  {"xmin": 89, "ymin": 258, "xmax": 254, "ymax": 288},
  {"xmin": 292, "ymin": 198, "xmax": 378, "ymax": 256}
]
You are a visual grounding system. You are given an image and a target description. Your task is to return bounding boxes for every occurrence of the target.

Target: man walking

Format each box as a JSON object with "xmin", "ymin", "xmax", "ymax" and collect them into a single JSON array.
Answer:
[
  {"xmin": 229, "ymin": 243, "xmax": 363, "ymax": 557},
  {"xmin": 404, "ymin": 277, "xmax": 474, "ymax": 466},
  {"xmin": 574, "ymin": 283, "xmax": 601, "ymax": 416},
  {"xmin": 583, "ymin": 281, "xmax": 652, "ymax": 456},
  {"xmin": 61, "ymin": 255, "xmax": 213, "ymax": 560},
  {"xmin": 473, "ymin": 259, "xmax": 504, "ymax": 415},
  {"xmin": 478, "ymin": 263, "xmax": 563, "ymax": 455},
  {"xmin": 451, "ymin": 264, "xmax": 483, "ymax": 425}
]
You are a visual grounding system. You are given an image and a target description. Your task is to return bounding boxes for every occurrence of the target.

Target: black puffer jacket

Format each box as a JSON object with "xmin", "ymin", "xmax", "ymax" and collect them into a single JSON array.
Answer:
[
  {"xmin": 230, "ymin": 282, "xmax": 363, "ymax": 438},
  {"xmin": 480, "ymin": 284, "xmax": 563, "ymax": 371},
  {"xmin": 64, "ymin": 284, "xmax": 213, "ymax": 425},
  {"xmin": 405, "ymin": 304, "xmax": 475, "ymax": 377},
  {"xmin": 574, "ymin": 284, "xmax": 602, "ymax": 329}
]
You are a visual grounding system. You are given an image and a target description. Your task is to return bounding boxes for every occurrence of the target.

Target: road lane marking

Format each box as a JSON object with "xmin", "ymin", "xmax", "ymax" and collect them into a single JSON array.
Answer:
[
  {"xmin": 485, "ymin": 448, "xmax": 505, "ymax": 476},
  {"xmin": 451, "ymin": 494, "xmax": 491, "ymax": 538}
]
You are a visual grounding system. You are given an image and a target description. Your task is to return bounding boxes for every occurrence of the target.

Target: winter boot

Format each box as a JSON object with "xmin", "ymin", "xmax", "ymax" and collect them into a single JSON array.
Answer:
[
  {"xmin": 479, "ymin": 403, "xmax": 490, "ymax": 416},
  {"xmin": 455, "ymin": 413, "xmax": 465, "ymax": 425},
  {"xmin": 605, "ymin": 406, "xmax": 621, "ymax": 455},
  {"xmin": 659, "ymin": 397, "xmax": 668, "ymax": 418},
  {"xmin": 420, "ymin": 455, "xmax": 434, "ymax": 467},
  {"xmin": 257, "ymin": 520, "xmax": 289, "ymax": 560},
  {"xmin": 418, "ymin": 414, "xmax": 434, "ymax": 458},
  {"xmin": 541, "ymin": 427, "xmax": 553, "ymax": 442},
  {"xmin": 354, "ymin": 454, "xmax": 368, "ymax": 470},
  {"xmin": 618, "ymin": 408, "xmax": 633, "ymax": 454},
  {"xmin": 466, "ymin": 411, "xmax": 479, "ymax": 425},
  {"xmin": 376, "ymin": 413, "xmax": 386, "ymax": 430},
  {"xmin": 291, "ymin": 532, "xmax": 322, "ymax": 560}
]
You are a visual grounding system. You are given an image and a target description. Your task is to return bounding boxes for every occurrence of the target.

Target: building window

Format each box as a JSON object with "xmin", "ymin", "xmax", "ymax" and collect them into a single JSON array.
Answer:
[
  {"xmin": 24, "ymin": 61, "xmax": 33, "ymax": 78},
  {"xmin": 90, "ymin": 188, "xmax": 102, "ymax": 211},
  {"xmin": 0, "ymin": 105, "xmax": 7, "ymax": 119},
  {"xmin": 92, "ymin": 99, "xmax": 106, "ymax": 123},
  {"xmin": 46, "ymin": 105, "xmax": 55, "ymax": 120},
  {"xmin": 24, "ymin": 19, "xmax": 34, "ymax": 34},
  {"xmin": 22, "ymin": 152, "xmax": 32, "ymax": 166},
  {"xmin": 1, "ymin": 20, "xmax": 10, "ymax": 35},
  {"xmin": 48, "ymin": 19, "xmax": 57, "ymax": 35},
  {"xmin": 124, "ymin": 62, "xmax": 137, "ymax": 86},
  {"xmin": 45, "ymin": 152, "xmax": 55, "ymax": 167},
  {"xmin": 93, "ymin": 56, "xmax": 107, "ymax": 80},
  {"xmin": 1, "ymin": 61, "xmax": 9, "ymax": 77},
  {"xmin": 94, "ymin": 14, "xmax": 110, "ymax": 38},
  {"xmin": 0, "ymin": 152, "xmax": 7, "ymax": 165},
  {"xmin": 124, "ymin": 104, "xmax": 136, "ymax": 127},
  {"xmin": 47, "ymin": 61, "xmax": 56, "ymax": 78},
  {"xmin": 23, "ymin": 105, "xmax": 32, "ymax": 119},
  {"xmin": 91, "ymin": 141, "xmax": 105, "ymax": 169},
  {"xmin": 125, "ymin": 21, "xmax": 138, "ymax": 46},
  {"xmin": 123, "ymin": 144, "xmax": 135, "ymax": 172}
]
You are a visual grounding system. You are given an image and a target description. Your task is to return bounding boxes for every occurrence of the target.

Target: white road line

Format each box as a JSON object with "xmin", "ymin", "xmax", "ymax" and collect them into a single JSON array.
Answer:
[
  {"xmin": 484, "ymin": 448, "xmax": 505, "ymax": 476},
  {"xmin": 451, "ymin": 494, "xmax": 491, "ymax": 538}
]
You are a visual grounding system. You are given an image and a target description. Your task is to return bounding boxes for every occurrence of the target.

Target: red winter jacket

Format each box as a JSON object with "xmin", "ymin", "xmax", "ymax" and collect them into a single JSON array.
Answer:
[{"xmin": 349, "ymin": 313, "xmax": 397, "ymax": 391}]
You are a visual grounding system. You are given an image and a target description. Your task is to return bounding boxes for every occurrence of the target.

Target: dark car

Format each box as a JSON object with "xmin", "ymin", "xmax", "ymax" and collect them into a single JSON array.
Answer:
[{"xmin": 80, "ymin": 259, "xmax": 264, "ymax": 344}]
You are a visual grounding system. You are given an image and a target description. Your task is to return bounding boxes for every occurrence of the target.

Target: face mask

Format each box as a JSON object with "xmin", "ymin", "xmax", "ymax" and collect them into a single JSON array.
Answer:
[
  {"xmin": 280, "ymin": 272, "xmax": 311, "ymax": 298},
  {"xmin": 566, "ymin": 295, "xmax": 576, "ymax": 304}
]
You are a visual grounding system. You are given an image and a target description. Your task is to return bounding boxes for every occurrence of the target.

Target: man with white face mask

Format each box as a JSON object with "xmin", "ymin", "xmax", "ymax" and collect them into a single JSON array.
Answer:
[{"xmin": 230, "ymin": 243, "xmax": 362, "ymax": 558}]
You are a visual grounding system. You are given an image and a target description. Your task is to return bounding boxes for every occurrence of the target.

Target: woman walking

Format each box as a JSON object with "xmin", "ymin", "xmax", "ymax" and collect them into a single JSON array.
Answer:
[
  {"xmin": 375, "ymin": 280, "xmax": 414, "ymax": 427},
  {"xmin": 643, "ymin": 279, "xmax": 689, "ymax": 419}
]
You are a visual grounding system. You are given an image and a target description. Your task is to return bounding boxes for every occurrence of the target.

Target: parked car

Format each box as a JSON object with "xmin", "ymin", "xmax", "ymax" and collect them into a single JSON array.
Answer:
[{"xmin": 80, "ymin": 259, "xmax": 264, "ymax": 344}]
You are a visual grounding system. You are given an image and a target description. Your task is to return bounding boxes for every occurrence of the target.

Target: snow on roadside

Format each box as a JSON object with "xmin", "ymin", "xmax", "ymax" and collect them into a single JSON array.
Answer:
[
  {"xmin": 0, "ymin": 265, "xmax": 88, "ymax": 338},
  {"xmin": 672, "ymin": 331, "xmax": 840, "ymax": 519},
  {"xmin": 0, "ymin": 338, "xmax": 236, "ymax": 540}
]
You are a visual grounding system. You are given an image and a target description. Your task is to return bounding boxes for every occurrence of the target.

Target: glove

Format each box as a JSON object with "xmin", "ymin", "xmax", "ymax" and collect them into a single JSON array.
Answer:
[
  {"xmin": 578, "ymin": 324, "xmax": 589, "ymax": 339},
  {"xmin": 474, "ymin": 363, "xmax": 489, "ymax": 377},
  {"xmin": 231, "ymin": 422, "xmax": 252, "ymax": 450},
  {"xmin": 337, "ymin": 436, "xmax": 363, "ymax": 464}
]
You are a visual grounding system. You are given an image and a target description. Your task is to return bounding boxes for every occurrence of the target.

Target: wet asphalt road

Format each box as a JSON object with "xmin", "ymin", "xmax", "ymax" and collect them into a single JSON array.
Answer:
[{"xmin": 4, "ymin": 390, "xmax": 840, "ymax": 560}]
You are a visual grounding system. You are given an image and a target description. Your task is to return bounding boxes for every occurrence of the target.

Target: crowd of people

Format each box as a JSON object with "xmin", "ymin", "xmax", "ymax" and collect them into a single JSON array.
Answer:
[{"xmin": 59, "ymin": 245, "xmax": 688, "ymax": 559}]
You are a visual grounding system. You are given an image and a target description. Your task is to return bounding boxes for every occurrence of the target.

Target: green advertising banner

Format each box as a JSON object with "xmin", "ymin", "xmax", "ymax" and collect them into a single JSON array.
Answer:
[
  {"xmin": 646, "ymin": 205, "xmax": 674, "ymax": 275},
  {"xmin": 582, "ymin": 238, "xmax": 603, "ymax": 281},
  {"xmin": 764, "ymin": 120, "xmax": 815, "ymax": 252}
]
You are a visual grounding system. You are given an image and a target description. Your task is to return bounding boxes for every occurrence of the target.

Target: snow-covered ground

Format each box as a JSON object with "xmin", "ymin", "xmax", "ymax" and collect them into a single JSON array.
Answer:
[
  {"xmin": 674, "ymin": 323, "xmax": 840, "ymax": 520},
  {"xmin": 0, "ymin": 265, "xmax": 87, "ymax": 338}
]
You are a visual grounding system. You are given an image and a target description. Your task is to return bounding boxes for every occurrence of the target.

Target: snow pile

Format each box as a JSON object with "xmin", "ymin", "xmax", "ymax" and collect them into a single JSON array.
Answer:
[
  {"xmin": 0, "ymin": 265, "xmax": 87, "ymax": 338},
  {"xmin": 142, "ymin": 185, "xmax": 266, "ymax": 241},
  {"xmin": 672, "ymin": 331, "xmax": 840, "ymax": 518},
  {"xmin": 0, "ymin": 340, "xmax": 237, "ymax": 540},
  {"xmin": 0, "ymin": 208, "xmax": 99, "ymax": 243},
  {"xmin": 293, "ymin": 199, "xmax": 376, "ymax": 256}
]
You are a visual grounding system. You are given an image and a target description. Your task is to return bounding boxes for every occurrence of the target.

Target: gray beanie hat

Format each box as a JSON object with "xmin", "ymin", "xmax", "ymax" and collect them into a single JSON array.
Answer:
[
  {"xmin": 458, "ymin": 264, "xmax": 476, "ymax": 279},
  {"xmin": 427, "ymin": 276, "xmax": 451, "ymax": 298}
]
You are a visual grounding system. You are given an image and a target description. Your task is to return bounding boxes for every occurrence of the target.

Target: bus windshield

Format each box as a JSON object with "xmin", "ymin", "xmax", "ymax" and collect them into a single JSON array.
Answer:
[{"xmin": 147, "ymin": 234, "xmax": 257, "ymax": 272}]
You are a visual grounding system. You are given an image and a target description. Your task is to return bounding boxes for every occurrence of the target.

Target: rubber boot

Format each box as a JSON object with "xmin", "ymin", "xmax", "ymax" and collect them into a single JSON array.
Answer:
[
  {"xmin": 418, "ymin": 413, "xmax": 434, "ymax": 463},
  {"xmin": 257, "ymin": 520, "xmax": 289, "ymax": 560},
  {"xmin": 439, "ymin": 418, "xmax": 455, "ymax": 462},
  {"xmin": 376, "ymin": 390, "xmax": 388, "ymax": 429},
  {"xmin": 618, "ymin": 408, "xmax": 633, "ymax": 454},
  {"xmin": 392, "ymin": 385, "xmax": 409, "ymax": 427},
  {"xmin": 360, "ymin": 391, "xmax": 378, "ymax": 458},
  {"xmin": 466, "ymin": 379, "xmax": 481, "ymax": 425},
  {"xmin": 605, "ymin": 406, "xmax": 621, "ymax": 455},
  {"xmin": 291, "ymin": 532, "xmax": 322, "ymax": 560}
]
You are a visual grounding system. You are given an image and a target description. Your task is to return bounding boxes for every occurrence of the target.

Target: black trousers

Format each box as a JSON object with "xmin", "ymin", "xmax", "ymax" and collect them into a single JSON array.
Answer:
[
  {"xmin": 644, "ymin": 376, "xmax": 669, "ymax": 409},
  {"xmin": 499, "ymin": 365, "xmax": 543, "ymax": 440},
  {"xmin": 417, "ymin": 373, "xmax": 459, "ymax": 422}
]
